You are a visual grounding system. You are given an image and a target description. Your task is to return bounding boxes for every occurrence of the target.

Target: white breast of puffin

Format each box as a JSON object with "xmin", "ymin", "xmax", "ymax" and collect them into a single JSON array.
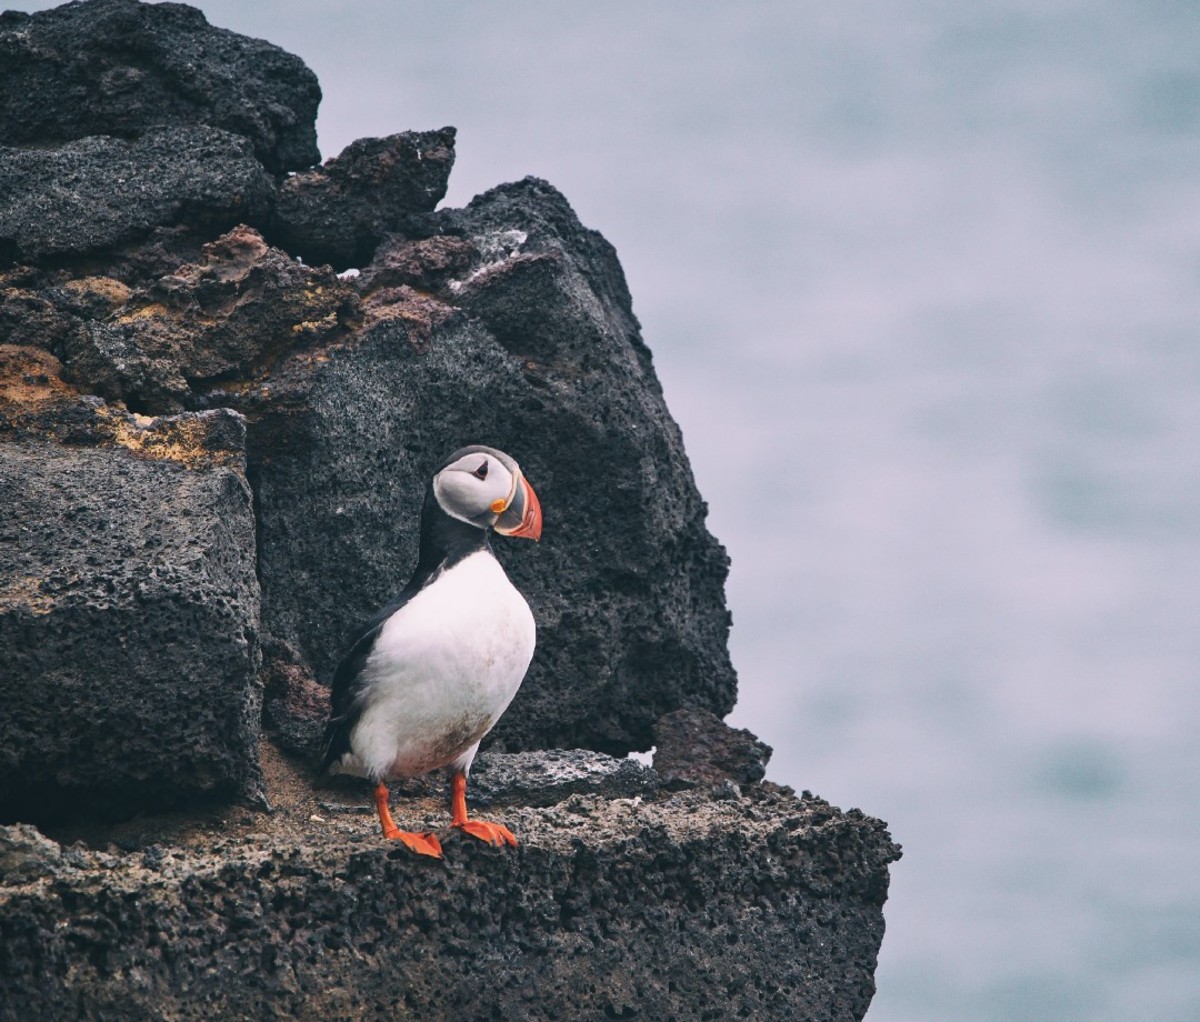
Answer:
[{"xmin": 348, "ymin": 549, "xmax": 536, "ymax": 779}]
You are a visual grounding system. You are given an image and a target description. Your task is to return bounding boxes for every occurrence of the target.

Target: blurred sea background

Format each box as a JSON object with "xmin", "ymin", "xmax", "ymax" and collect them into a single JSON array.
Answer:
[{"xmin": 12, "ymin": 1, "xmax": 1199, "ymax": 1018}]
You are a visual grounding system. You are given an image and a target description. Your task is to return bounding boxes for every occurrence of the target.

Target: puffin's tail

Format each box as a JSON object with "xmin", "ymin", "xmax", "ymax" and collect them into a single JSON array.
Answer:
[{"xmin": 318, "ymin": 716, "xmax": 351, "ymax": 776}]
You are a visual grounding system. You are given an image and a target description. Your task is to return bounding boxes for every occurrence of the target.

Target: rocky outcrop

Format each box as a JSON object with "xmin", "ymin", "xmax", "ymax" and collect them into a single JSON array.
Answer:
[
  {"xmin": 270, "ymin": 128, "xmax": 458, "ymax": 268},
  {"xmin": 0, "ymin": 0, "xmax": 320, "ymax": 171},
  {"xmin": 0, "ymin": 0, "xmax": 736, "ymax": 762},
  {"xmin": 0, "ymin": 417, "xmax": 261, "ymax": 821},
  {"xmin": 0, "ymin": 3, "xmax": 899, "ymax": 1018},
  {"xmin": 0, "ymin": 750, "xmax": 900, "ymax": 1022}
]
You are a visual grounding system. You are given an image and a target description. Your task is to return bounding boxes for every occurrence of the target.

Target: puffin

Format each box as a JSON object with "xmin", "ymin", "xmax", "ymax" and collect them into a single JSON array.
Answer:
[{"xmin": 319, "ymin": 445, "xmax": 543, "ymax": 858}]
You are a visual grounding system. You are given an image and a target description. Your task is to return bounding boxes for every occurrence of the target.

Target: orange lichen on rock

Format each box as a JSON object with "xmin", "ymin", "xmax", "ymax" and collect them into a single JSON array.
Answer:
[
  {"xmin": 94, "ymin": 404, "xmax": 245, "ymax": 470},
  {"xmin": 0, "ymin": 345, "xmax": 77, "ymax": 410},
  {"xmin": 59, "ymin": 276, "xmax": 133, "ymax": 312},
  {"xmin": 113, "ymin": 302, "xmax": 172, "ymax": 326},
  {"xmin": 1, "ymin": 343, "xmax": 243, "ymax": 469}
]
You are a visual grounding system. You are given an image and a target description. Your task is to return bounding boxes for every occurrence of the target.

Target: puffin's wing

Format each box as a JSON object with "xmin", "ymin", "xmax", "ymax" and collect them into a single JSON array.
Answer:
[
  {"xmin": 318, "ymin": 551, "xmax": 450, "ymax": 773},
  {"xmin": 318, "ymin": 593, "xmax": 412, "ymax": 773}
]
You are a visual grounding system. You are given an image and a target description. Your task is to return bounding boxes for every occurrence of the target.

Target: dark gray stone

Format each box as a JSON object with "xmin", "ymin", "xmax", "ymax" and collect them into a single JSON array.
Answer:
[
  {"xmin": 268, "ymin": 128, "xmax": 458, "ymax": 269},
  {"xmin": 467, "ymin": 748, "xmax": 659, "ymax": 807},
  {"xmin": 0, "ymin": 127, "xmax": 275, "ymax": 268},
  {"xmin": 260, "ymin": 637, "xmax": 328, "ymax": 758},
  {"xmin": 653, "ymin": 706, "xmax": 774, "ymax": 789},
  {"xmin": 0, "ymin": 787, "xmax": 901, "ymax": 1021},
  {"xmin": 0, "ymin": 432, "xmax": 262, "ymax": 822},
  {"xmin": 0, "ymin": 0, "xmax": 320, "ymax": 172},
  {"xmin": 244, "ymin": 178, "xmax": 736, "ymax": 756}
]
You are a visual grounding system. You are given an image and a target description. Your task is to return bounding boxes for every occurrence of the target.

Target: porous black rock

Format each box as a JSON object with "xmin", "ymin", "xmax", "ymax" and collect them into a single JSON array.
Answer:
[
  {"xmin": 356, "ymin": 232, "xmax": 478, "ymax": 291},
  {"xmin": 260, "ymin": 637, "xmax": 329, "ymax": 758},
  {"xmin": 0, "ymin": 785, "xmax": 901, "ymax": 1022},
  {"xmin": 1, "ymin": 227, "xmax": 357, "ymax": 415},
  {"xmin": 0, "ymin": 430, "xmax": 263, "ymax": 823},
  {"xmin": 653, "ymin": 706, "xmax": 774, "ymax": 789},
  {"xmin": 246, "ymin": 177, "xmax": 737, "ymax": 756},
  {"xmin": 0, "ymin": 127, "xmax": 275, "ymax": 268},
  {"xmin": 0, "ymin": 0, "xmax": 321, "ymax": 172},
  {"xmin": 269, "ymin": 128, "xmax": 458, "ymax": 268}
]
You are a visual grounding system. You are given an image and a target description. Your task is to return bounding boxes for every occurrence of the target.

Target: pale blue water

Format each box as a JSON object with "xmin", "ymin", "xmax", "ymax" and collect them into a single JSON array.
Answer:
[{"xmin": 12, "ymin": 2, "xmax": 1200, "ymax": 1017}]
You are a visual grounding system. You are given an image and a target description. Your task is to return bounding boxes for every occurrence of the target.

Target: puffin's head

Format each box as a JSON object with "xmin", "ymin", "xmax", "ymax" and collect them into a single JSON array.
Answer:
[{"xmin": 432, "ymin": 445, "xmax": 543, "ymax": 541}]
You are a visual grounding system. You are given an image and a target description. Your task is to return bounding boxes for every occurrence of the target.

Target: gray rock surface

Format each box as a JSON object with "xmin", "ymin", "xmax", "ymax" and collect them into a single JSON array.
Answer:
[
  {"xmin": 0, "ymin": 0, "xmax": 320, "ymax": 172},
  {"xmin": 0, "ymin": 127, "xmax": 275, "ymax": 268},
  {"xmin": 0, "ymin": 772, "xmax": 900, "ymax": 1022},
  {"xmin": 467, "ymin": 748, "xmax": 659, "ymax": 807},
  {"xmin": 0, "ymin": 431, "xmax": 262, "ymax": 822}
]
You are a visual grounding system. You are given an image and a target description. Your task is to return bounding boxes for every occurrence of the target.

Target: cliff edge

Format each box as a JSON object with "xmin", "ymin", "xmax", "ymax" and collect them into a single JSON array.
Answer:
[{"xmin": 1, "ymin": 743, "xmax": 898, "ymax": 1021}]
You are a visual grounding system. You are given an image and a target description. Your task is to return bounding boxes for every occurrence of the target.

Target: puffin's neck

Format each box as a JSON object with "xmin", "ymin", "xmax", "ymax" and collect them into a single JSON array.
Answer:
[{"xmin": 410, "ymin": 485, "xmax": 492, "ymax": 583}]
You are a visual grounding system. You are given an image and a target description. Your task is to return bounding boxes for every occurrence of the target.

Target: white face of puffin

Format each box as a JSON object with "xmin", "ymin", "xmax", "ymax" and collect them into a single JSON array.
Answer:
[{"xmin": 432, "ymin": 445, "xmax": 543, "ymax": 540}]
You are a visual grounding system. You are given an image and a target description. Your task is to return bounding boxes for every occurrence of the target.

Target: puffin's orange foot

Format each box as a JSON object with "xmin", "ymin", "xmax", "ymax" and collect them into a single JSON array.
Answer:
[
  {"xmin": 382, "ymin": 827, "xmax": 444, "ymax": 858},
  {"xmin": 454, "ymin": 819, "xmax": 518, "ymax": 848},
  {"xmin": 374, "ymin": 782, "xmax": 442, "ymax": 857}
]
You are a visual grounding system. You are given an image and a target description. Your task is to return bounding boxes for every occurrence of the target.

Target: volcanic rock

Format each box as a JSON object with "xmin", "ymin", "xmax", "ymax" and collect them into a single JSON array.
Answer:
[
  {"xmin": 0, "ymin": 423, "xmax": 262, "ymax": 823},
  {"xmin": 653, "ymin": 706, "xmax": 774, "ymax": 790},
  {"xmin": 466, "ymin": 748, "xmax": 659, "ymax": 807},
  {"xmin": 0, "ymin": 0, "xmax": 321, "ymax": 172},
  {"xmin": 269, "ymin": 128, "xmax": 458, "ymax": 268},
  {"xmin": 247, "ymin": 177, "xmax": 736, "ymax": 755},
  {"xmin": 0, "ymin": 127, "xmax": 275, "ymax": 268},
  {"xmin": 0, "ymin": 0, "xmax": 734, "ymax": 799},
  {"xmin": 69, "ymin": 226, "xmax": 356, "ymax": 413},
  {"xmin": 0, "ymin": 759, "xmax": 900, "ymax": 1022}
]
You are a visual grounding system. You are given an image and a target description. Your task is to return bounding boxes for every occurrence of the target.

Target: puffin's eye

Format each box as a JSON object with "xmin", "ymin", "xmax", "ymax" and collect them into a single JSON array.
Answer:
[{"xmin": 473, "ymin": 460, "xmax": 489, "ymax": 480}]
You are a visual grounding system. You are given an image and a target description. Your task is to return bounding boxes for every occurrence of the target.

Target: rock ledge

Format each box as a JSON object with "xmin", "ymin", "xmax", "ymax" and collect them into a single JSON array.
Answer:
[{"xmin": 0, "ymin": 748, "xmax": 900, "ymax": 1022}]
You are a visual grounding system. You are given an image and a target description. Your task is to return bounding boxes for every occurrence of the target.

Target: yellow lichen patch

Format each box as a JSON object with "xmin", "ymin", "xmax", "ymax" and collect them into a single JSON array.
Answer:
[
  {"xmin": 0, "ymin": 345, "xmax": 76, "ymax": 409},
  {"xmin": 290, "ymin": 313, "xmax": 340, "ymax": 334},
  {"xmin": 287, "ymin": 350, "xmax": 332, "ymax": 367},
  {"xmin": 0, "ymin": 577, "xmax": 55, "ymax": 616},
  {"xmin": 95, "ymin": 406, "xmax": 240, "ymax": 470},
  {"xmin": 60, "ymin": 276, "xmax": 132, "ymax": 312},
  {"xmin": 114, "ymin": 302, "xmax": 172, "ymax": 325}
]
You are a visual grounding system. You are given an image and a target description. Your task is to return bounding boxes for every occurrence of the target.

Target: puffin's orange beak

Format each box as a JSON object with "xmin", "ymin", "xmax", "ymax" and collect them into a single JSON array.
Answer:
[{"xmin": 493, "ymin": 473, "xmax": 542, "ymax": 541}]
